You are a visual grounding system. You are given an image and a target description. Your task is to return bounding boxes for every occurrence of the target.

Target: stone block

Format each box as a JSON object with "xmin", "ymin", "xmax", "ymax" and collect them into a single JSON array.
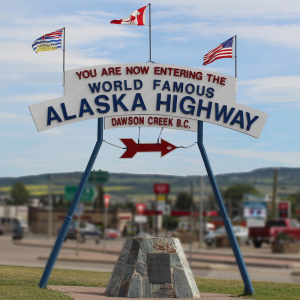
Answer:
[{"xmin": 105, "ymin": 237, "xmax": 200, "ymax": 298}]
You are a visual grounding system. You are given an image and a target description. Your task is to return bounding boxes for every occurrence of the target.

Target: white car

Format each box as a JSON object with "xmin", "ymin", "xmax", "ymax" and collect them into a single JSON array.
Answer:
[{"xmin": 204, "ymin": 226, "xmax": 249, "ymax": 246}]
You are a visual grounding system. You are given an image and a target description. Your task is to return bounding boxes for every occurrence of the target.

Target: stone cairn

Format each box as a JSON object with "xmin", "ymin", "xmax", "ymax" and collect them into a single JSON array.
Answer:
[{"xmin": 105, "ymin": 237, "xmax": 200, "ymax": 298}]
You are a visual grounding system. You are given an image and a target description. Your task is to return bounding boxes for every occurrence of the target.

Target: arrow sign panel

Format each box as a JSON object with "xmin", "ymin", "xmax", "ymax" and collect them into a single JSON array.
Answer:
[
  {"xmin": 120, "ymin": 139, "xmax": 177, "ymax": 159},
  {"xmin": 64, "ymin": 186, "xmax": 97, "ymax": 202}
]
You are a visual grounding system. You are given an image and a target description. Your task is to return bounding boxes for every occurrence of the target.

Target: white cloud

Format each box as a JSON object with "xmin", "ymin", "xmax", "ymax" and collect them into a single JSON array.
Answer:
[
  {"xmin": 122, "ymin": 0, "xmax": 300, "ymax": 20},
  {"xmin": 155, "ymin": 22, "xmax": 300, "ymax": 50},
  {"xmin": 0, "ymin": 111, "xmax": 19, "ymax": 119},
  {"xmin": 239, "ymin": 76, "xmax": 300, "ymax": 103},
  {"xmin": 1, "ymin": 93, "xmax": 62, "ymax": 104},
  {"xmin": 208, "ymin": 147, "xmax": 300, "ymax": 166}
]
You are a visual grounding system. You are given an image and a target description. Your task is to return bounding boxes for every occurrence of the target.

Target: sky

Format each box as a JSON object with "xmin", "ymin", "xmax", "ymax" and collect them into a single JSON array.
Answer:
[{"xmin": 0, "ymin": 0, "xmax": 300, "ymax": 177}]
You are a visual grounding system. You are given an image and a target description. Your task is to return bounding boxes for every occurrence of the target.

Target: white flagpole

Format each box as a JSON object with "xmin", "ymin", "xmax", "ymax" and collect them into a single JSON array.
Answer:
[
  {"xmin": 63, "ymin": 27, "xmax": 66, "ymax": 94},
  {"xmin": 235, "ymin": 35, "xmax": 237, "ymax": 78},
  {"xmin": 234, "ymin": 35, "xmax": 237, "ymax": 92},
  {"xmin": 148, "ymin": 3, "xmax": 153, "ymax": 63}
]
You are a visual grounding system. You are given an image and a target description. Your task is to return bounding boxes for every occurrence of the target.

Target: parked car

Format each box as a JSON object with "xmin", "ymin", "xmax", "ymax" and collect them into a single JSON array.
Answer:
[
  {"xmin": 204, "ymin": 226, "xmax": 249, "ymax": 246},
  {"xmin": 105, "ymin": 228, "xmax": 120, "ymax": 239},
  {"xmin": 249, "ymin": 219, "xmax": 300, "ymax": 248},
  {"xmin": 64, "ymin": 221, "xmax": 102, "ymax": 244},
  {"xmin": 80, "ymin": 222, "xmax": 102, "ymax": 244}
]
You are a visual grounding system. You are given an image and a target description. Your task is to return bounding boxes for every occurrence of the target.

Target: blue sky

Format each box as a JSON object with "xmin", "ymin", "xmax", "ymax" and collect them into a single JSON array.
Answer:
[{"xmin": 0, "ymin": 0, "xmax": 300, "ymax": 177}]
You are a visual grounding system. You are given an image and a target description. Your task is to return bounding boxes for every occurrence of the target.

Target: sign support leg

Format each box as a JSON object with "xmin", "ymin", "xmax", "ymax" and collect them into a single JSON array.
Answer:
[
  {"xmin": 39, "ymin": 118, "xmax": 104, "ymax": 288},
  {"xmin": 197, "ymin": 121, "xmax": 254, "ymax": 295}
]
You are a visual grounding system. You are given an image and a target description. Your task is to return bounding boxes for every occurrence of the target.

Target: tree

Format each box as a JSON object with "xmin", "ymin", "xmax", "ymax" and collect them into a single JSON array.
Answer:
[
  {"xmin": 221, "ymin": 184, "xmax": 260, "ymax": 218},
  {"xmin": 287, "ymin": 193, "xmax": 300, "ymax": 218},
  {"xmin": 175, "ymin": 191, "xmax": 192, "ymax": 210},
  {"xmin": 10, "ymin": 182, "xmax": 30, "ymax": 205},
  {"xmin": 93, "ymin": 184, "xmax": 104, "ymax": 209}
]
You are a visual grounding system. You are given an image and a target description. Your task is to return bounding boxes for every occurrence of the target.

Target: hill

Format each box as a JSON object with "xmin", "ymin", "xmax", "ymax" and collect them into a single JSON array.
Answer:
[{"xmin": 0, "ymin": 167, "xmax": 300, "ymax": 200}]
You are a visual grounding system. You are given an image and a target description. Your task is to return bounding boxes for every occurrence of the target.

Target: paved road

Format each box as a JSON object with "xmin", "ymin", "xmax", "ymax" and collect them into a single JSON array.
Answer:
[{"xmin": 1, "ymin": 235, "xmax": 300, "ymax": 284}]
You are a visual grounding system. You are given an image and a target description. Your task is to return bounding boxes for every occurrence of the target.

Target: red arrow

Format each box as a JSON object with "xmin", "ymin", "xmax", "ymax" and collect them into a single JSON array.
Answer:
[{"xmin": 120, "ymin": 139, "xmax": 177, "ymax": 159}]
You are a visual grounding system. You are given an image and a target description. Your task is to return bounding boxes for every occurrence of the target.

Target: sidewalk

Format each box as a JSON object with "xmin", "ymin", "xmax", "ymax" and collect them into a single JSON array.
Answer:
[
  {"xmin": 48, "ymin": 286, "xmax": 238, "ymax": 300},
  {"xmin": 17, "ymin": 238, "xmax": 300, "ymax": 262},
  {"xmin": 18, "ymin": 239, "xmax": 300, "ymax": 270}
]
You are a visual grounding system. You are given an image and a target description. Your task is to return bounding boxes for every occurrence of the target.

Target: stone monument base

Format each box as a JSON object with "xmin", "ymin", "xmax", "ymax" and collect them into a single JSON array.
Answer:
[{"xmin": 105, "ymin": 237, "xmax": 200, "ymax": 298}]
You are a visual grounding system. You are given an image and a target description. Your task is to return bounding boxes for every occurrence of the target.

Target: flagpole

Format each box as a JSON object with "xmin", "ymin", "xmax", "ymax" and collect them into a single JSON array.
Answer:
[
  {"xmin": 235, "ymin": 35, "xmax": 237, "ymax": 78},
  {"xmin": 148, "ymin": 3, "xmax": 153, "ymax": 63},
  {"xmin": 63, "ymin": 27, "xmax": 66, "ymax": 94}
]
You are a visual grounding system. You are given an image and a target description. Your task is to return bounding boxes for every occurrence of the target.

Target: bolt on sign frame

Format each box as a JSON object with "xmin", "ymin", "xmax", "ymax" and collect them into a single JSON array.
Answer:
[{"xmin": 31, "ymin": 63, "xmax": 268, "ymax": 294}]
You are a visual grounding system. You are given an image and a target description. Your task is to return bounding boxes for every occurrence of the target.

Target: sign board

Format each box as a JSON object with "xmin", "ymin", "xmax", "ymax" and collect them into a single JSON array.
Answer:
[
  {"xmin": 88, "ymin": 170, "xmax": 109, "ymax": 183},
  {"xmin": 154, "ymin": 183, "xmax": 170, "ymax": 194},
  {"xmin": 75, "ymin": 203, "xmax": 84, "ymax": 217},
  {"xmin": 104, "ymin": 194, "xmax": 111, "ymax": 208},
  {"xmin": 134, "ymin": 215, "xmax": 147, "ymax": 223},
  {"xmin": 243, "ymin": 201, "xmax": 267, "ymax": 219},
  {"xmin": 64, "ymin": 186, "xmax": 97, "ymax": 202},
  {"xmin": 135, "ymin": 203, "xmax": 146, "ymax": 215},
  {"xmin": 278, "ymin": 201, "xmax": 290, "ymax": 218},
  {"xmin": 162, "ymin": 204, "xmax": 171, "ymax": 216},
  {"xmin": 29, "ymin": 63, "xmax": 268, "ymax": 138},
  {"xmin": 157, "ymin": 195, "xmax": 167, "ymax": 202}
]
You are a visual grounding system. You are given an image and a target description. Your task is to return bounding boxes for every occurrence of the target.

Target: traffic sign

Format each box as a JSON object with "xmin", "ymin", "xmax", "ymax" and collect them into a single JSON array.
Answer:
[
  {"xmin": 134, "ymin": 215, "xmax": 147, "ymax": 223},
  {"xmin": 88, "ymin": 170, "xmax": 109, "ymax": 183},
  {"xmin": 162, "ymin": 204, "xmax": 171, "ymax": 216},
  {"xmin": 75, "ymin": 203, "xmax": 84, "ymax": 217},
  {"xmin": 104, "ymin": 194, "xmax": 111, "ymax": 208},
  {"xmin": 154, "ymin": 183, "xmax": 170, "ymax": 194},
  {"xmin": 64, "ymin": 186, "xmax": 97, "ymax": 202},
  {"xmin": 157, "ymin": 195, "xmax": 167, "ymax": 202}
]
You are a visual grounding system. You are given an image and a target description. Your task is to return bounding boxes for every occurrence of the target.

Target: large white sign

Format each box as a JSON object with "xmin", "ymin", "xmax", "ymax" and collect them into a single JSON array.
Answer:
[{"xmin": 29, "ymin": 63, "xmax": 268, "ymax": 138}]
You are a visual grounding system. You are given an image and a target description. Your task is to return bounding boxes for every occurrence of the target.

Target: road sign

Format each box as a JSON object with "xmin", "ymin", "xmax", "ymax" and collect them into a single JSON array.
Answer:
[
  {"xmin": 120, "ymin": 139, "xmax": 176, "ymax": 158},
  {"xmin": 134, "ymin": 215, "xmax": 147, "ymax": 223},
  {"xmin": 64, "ymin": 186, "xmax": 97, "ymax": 202},
  {"xmin": 162, "ymin": 204, "xmax": 171, "ymax": 216},
  {"xmin": 75, "ymin": 203, "xmax": 84, "ymax": 217},
  {"xmin": 88, "ymin": 170, "xmax": 109, "ymax": 183},
  {"xmin": 278, "ymin": 201, "xmax": 290, "ymax": 218},
  {"xmin": 157, "ymin": 195, "xmax": 167, "ymax": 201},
  {"xmin": 154, "ymin": 183, "xmax": 170, "ymax": 194},
  {"xmin": 135, "ymin": 203, "xmax": 146, "ymax": 215},
  {"xmin": 104, "ymin": 194, "xmax": 111, "ymax": 208}
]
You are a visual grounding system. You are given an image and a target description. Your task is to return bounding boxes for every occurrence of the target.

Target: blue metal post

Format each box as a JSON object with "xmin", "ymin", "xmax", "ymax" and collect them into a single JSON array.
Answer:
[
  {"xmin": 197, "ymin": 121, "xmax": 254, "ymax": 295},
  {"xmin": 39, "ymin": 118, "xmax": 104, "ymax": 288}
]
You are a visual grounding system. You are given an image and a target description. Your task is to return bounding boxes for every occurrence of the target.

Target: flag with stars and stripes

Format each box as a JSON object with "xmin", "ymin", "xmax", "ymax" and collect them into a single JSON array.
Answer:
[
  {"xmin": 203, "ymin": 37, "xmax": 234, "ymax": 65},
  {"xmin": 32, "ymin": 29, "xmax": 63, "ymax": 53}
]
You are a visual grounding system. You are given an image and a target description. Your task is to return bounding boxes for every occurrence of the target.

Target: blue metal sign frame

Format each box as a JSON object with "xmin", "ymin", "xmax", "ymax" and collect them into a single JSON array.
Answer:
[
  {"xmin": 38, "ymin": 117, "xmax": 254, "ymax": 295},
  {"xmin": 39, "ymin": 117, "xmax": 103, "ymax": 288}
]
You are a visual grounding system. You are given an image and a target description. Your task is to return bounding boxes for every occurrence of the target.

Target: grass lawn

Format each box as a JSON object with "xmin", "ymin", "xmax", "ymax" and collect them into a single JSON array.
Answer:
[{"xmin": 1, "ymin": 265, "xmax": 300, "ymax": 299}]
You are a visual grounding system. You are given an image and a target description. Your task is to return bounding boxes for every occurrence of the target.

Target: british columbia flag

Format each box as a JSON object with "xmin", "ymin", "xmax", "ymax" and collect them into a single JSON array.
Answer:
[{"xmin": 32, "ymin": 29, "xmax": 63, "ymax": 53}]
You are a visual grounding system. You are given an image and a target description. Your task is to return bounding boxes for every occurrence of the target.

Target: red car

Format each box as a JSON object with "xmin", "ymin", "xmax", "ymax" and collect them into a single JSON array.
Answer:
[
  {"xmin": 105, "ymin": 228, "xmax": 119, "ymax": 239},
  {"xmin": 249, "ymin": 219, "xmax": 300, "ymax": 248}
]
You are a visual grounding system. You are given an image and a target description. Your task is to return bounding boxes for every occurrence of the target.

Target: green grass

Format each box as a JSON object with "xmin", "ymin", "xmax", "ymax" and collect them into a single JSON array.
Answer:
[{"xmin": 1, "ymin": 265, "xmax": 300, "ymax": 299}]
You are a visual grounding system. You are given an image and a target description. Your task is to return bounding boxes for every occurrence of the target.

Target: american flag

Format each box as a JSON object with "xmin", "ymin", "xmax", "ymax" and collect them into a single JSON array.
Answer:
[
  {"xmin": 32, "ymin": 29, "xmax": 63, "ymax": 53},
  {"xmin": 203, "ymin": 37, "xmax": 234, "ymax": 66}
]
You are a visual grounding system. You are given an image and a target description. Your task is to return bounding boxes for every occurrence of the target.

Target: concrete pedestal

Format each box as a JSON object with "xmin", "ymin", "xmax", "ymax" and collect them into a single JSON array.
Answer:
[{"xmin": 105, "ymin": 237, "xmax": 200, "ymax": 298}]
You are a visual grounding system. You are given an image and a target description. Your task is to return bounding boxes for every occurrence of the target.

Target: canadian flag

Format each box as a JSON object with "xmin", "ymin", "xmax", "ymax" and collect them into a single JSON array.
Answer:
[{"xmin": 110, "ymin": 6, "xmax": 147, "ymax": 26}]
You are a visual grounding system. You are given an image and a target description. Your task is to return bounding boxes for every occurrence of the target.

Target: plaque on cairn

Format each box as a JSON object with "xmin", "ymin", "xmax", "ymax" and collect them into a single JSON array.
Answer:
[{"xmin": 105, "ymin": 237, "xmax": 200, "ymax": 298}]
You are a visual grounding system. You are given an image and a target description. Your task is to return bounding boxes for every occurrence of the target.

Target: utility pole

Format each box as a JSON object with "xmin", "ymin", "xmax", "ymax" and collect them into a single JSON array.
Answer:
[
  {"xmin": 189, "ymin": 180, "xmax": 194, "ymax": 264},
  {"xmin": 198, "ymin": 176, "xmax": 203, "ymax": 249},
  {"xmin": 271, "ymin": 169, "xmax": 278, "ymax": 219},
  {"xmin": 228, "ymin": 197, "xmax": 232, "ymax": 220},
  {"xmin": 47, "ymin": 175, "xmax": 53, "ymax": 239}
]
